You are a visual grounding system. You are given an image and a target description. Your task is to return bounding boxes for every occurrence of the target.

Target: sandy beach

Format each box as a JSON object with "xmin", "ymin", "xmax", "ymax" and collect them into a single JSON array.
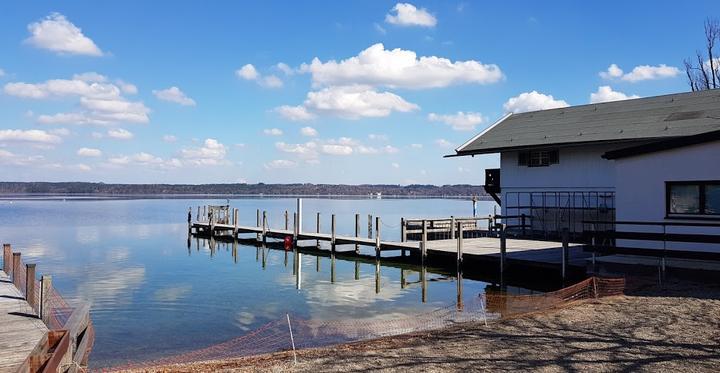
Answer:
[{"xmin": 120, "ymin": 277, "xmax": 720, "ymax": 372}]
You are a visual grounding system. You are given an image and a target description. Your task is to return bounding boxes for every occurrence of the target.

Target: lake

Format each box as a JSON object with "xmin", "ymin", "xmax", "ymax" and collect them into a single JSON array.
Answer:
[{"xmin": 0, "ymin": 197, "xmax": 528, "ymax": 368}]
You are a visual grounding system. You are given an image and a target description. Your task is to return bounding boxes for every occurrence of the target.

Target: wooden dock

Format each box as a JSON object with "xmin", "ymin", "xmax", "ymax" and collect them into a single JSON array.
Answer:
[
  {"xmin": 190, "ymin": 202, "xmax": 588, "ymax": 277},
  {"xmin": 0, "ymin": 270, "xmax": 49, "ymax": 372}
]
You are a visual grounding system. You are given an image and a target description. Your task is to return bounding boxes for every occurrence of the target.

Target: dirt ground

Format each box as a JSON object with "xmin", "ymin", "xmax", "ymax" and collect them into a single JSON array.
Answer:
[{"xmin": 123, "ymin": 278, "xmax": 720, "ymax": 372}]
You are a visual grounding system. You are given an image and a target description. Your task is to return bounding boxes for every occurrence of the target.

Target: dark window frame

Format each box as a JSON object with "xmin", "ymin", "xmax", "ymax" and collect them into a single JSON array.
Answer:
[
  {"xmin": 665, "ymin": 180, "xmax": 720, "ymax": 220},
  {"xmin": 518, "ymin": 149, "xmax": 559, "ymax": 168}
]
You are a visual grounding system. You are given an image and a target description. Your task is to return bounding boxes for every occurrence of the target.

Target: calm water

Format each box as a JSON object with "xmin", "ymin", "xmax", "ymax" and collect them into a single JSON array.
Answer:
[{"xmin": 0, "ymin": 197, "xmax": 515, "ymax": 367}]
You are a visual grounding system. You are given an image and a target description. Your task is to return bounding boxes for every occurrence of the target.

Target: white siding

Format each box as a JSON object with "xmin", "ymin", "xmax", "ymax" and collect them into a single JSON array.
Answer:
[
  {"xmin": 614, "ymin": 140, "xmax": 720, "ymax": 252},
  {"xmin": 500, "ymin": 144, "xmax": 620, "ymax": 215}
]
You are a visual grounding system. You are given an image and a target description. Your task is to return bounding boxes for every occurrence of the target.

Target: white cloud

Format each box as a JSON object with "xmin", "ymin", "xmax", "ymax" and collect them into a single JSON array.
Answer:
[
  {"xmin": 236, "ymin": 64, "xmax": 283, "ymax": 88},
  {"xmin": 75, "ymin": 163, "xmax": 92, "ymax": 172},
  {"xmin": 264, "ymin": 159, "xmax": 297, "ymax": 169},
  {"xmin": 275, "ymin": 105, "xmax": 316, "ymax": 121},
  {"xmin": 599, "ymin": 63, "xmax": 624, "ymax": 79},
  {"xmin": 385, "ymin": 3, "xmax": 437, "ymax": 27},
  {"xmin": 108, "ymin": 152, "xmax": 181, "ymax": 169},
  {"xmin": 261, "ymin": 75, "xmax": 283, "ymax": 88},
  {"xmin": 321, "ymin": 144, "xmax": 353, "ymax": 155},
  {"xmin": 162, "ymin": 134, "xmax": 177, "ymax": 143},
  {"xmin": 428, "ymin": 111, "xmax": 484, "ymax": 131},
  {"xmin": 236, "ymin": 64, "xmax": 259, "ymax": 80},
  {"xmin": 276, "ymin": 63, "xmax": 294, "ymax": 75},
  {"xmin": 49, "ymin": 128, "xmax": 70, "ymax": 136},
  {"xmin": 0, "ymin": 129, "xmax": 61, "ymax": 144},
  {"xmin": 0, "ymin": 68, "xmax": 5, "ymax": 77},
  {"xmin": 300, "ymin": 127, "xmax": 318, "ymax": 137},
  {"xmin": 300, "ymin": 43, "xmax": 502, "ymax": 89},
  {"xmin": 6, "ymin": 75, "xmax": 149, "ymax": 125},
  {"xmin": 410, "ymin": 143, "xmax": 423, "ymax": 149},
  {"xmin": 303, "ymin": 85, "xmax": 419, "ymax": 119},
  {"xmin": 368, "ymin": 133, "xmax": 388, "ymax": 141},
  {"xmin": 391, "ymin": 162, "xmax": 400, "ymax": 168},
  {"xmin": 116, "ymin": 80, "xmax": 138, "ymax": 95},
  {"xmin": 263, "ymin": 128, "xmax": 283, "ymax": 136},
  {"xmin": 77, "ymin": 147, "xmax": 102, "ymax": 157},
  {"xmin": 435, "ymin": 139, "xmax": 452, "ymax": 148},
  {"xmin": 153, "ymin": 86, "xmax": 196, "ymax": 106},
  {"xmin": 25, "ymin": 13, "xmax": 103, "ymax": 56},
  {"xmin": 503, "ymin": 91, "xmax": 569, "ymax": 113},
  {"xmin": 374, "ymin": 23, "xmax": 387, "ymax": 34},
  {"xmin": 107, "ymin": 128, "xmax": 133, "ymax": 140},
  {"xmin": 0, "ymin": 149, "xmax": 44, "ymax": 166},
  {"xmin": 599, "ymin": 63, "xmax": 681, "ymax": 82},
  {"xmin": 180, "ymin": 138, "xmax": 229, "ymax": 166},
  {"xmin": 73, "ymin": 72, "xmax": 107, "ymax": 82},
  {"xmin": 589, "ymin": 86, "xmax": 640, "ymax": 104},
  {"xmin": 275, "ymin": 141, "xmax": 318, "ymax": 159}
]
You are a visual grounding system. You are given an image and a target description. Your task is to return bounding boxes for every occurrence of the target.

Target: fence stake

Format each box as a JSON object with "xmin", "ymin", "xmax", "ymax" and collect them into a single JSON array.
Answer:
[
  {"xmin": 41, "ymin": 275, "xmax": 52, "ymax": 326},
  {"xmin": 26, "ymin": 264, "xmax": 36, "ymax": 312},
  {"xmin": 12, "ymin": 253, "xmax": 21, "ymax": 289},
  {"xmin": 3, "ymin": 244, "xmax": 11, "ymax": 274},
  {"xmin": 286, "ymin": 314, "xmax": 298, "ymax": 365},
  {"xmin": 561, "ymin": 228, "xmax": 569, "ymax": 281}
]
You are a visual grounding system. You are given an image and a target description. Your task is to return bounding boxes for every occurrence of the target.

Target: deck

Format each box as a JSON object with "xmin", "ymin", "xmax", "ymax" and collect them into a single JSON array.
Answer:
[
  {"xmin": 0, "ymin": 270, "xmax": 48, "ymax": 373},
  {"xmin": 191, "ymin": 221, "xmax": 588, "ymax": 266}
]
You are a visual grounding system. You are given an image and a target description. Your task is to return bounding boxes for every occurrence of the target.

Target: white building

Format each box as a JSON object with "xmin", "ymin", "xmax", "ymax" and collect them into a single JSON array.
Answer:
[{"xmin": 449, "ymin": 90, "xmax": 720, "ymax": 255}]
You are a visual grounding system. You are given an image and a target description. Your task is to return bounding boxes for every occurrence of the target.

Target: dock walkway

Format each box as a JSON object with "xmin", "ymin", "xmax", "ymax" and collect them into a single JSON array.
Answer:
[
  {"xmin": 0, "ymin": 270, "xmax": 48, "ymax": 373},
  {"xmin": 191, "ymin": 222, "xmax": 587, "ymax": 266}
]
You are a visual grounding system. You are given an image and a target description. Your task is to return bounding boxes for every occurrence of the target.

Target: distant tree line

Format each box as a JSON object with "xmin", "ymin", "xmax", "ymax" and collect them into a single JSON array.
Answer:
[{"xmin": 0, "ymin": 182, "xmax": 490, "ymax": 198}]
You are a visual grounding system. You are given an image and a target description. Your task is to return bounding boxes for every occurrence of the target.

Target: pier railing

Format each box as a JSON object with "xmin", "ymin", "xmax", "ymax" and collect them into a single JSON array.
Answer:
[
  {"xmin": 2, "ymin": 243, "xmax": 94, "ymax": 372},
  {"xmin": 583, "ymin": 220, "xmax": 720, "ymax": 261}
]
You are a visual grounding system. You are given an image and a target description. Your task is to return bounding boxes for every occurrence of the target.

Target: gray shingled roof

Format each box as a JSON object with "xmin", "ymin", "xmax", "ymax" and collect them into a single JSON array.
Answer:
[{"xmin": 453, "ymin": 89, "xmax": 720, "ymax": 156}]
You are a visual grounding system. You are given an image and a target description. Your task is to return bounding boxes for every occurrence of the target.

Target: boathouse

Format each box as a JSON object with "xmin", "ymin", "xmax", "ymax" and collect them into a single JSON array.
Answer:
[{"xmin": 449, "ymin": 89, "xmax": 720, "ymax": 254}]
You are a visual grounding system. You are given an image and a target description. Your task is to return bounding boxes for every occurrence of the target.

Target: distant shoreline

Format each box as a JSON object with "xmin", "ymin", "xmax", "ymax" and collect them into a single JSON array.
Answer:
[
  {"xmin": 0, "ymin": 193, "xmax": 494, "ymax": 201},
  {"xmin": 0, "ymin": 182, "xmax": 490, "ymax": 199}
]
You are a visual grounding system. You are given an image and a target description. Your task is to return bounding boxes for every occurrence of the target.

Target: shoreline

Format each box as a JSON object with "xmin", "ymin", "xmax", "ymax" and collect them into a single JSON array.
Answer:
[{"xmin": 116, "ymin": 277, "xmax": 720, "ymax": 372}]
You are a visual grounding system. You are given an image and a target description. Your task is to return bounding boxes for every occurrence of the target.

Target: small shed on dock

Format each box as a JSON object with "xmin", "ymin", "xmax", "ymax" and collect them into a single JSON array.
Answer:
[{"xmin": 448, "ymin": 89, "xmax": 720, "ymax": 252}]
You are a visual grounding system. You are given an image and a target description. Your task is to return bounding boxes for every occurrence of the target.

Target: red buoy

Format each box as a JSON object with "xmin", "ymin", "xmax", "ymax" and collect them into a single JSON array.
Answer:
[{"xmin": 284, "ymin": 236, "xmax": 293, "ymax": 250}]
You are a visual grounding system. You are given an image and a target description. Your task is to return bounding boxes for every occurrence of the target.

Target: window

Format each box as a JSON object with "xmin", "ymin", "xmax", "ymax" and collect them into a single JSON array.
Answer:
[
  {"xmin": 666, "ymin": 181, "xmax": 720, "ymax": 218},
  {"xmin": 518, "ymin": 149, "xmax": 559, "ymax": 167}
]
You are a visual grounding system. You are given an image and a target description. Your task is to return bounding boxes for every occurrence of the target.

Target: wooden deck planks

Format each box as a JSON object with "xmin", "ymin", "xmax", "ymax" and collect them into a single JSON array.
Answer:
[{"xmin": 0, "ymin": 270, "xmax": 48, "ymax": 373}]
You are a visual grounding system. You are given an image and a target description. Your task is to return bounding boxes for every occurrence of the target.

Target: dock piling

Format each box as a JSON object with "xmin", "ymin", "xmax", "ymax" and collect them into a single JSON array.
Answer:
[
  {"xmin": 262, "ymin": 211, "xmax": 267, "ymax": 242},
  {"xmin": 375, "ymin": 217, "xmax": 381, "ymax": 258},
  {"xmin": 367, "ymin": 214, "xmax": 372, "ymax": 239},
  {"xmin": 457, "ymin": 221, "xmax": 464, "ymax": 267},
  {"xmin": 233, "ymin": 208, "xmax": 239, "ymax": 236},
  {"xmin": 296, "ymin": 198, "xmax": 303, "ymax": 234},
  {"xmin": 561, "ymin": 228, "xmax": 569, "ymax": 280},
  {"xmin": 500, "ymin": 223, "xmax": 507, "ymax": 276},
  {"xmin": 12, "ymin": 253, "xmax": 21, "ymax": 289},
  {"xmin": 40, "ymin": 275, "xmax": 52, "ymax": 326},
  {"xmin": 450, "ymin": 216, "xmax": 455, "ymax": 240},
  {"xmin": 316, "ymin": 212, "xmax": 321, "ymax": 247},
  {"xmin": 400, "ymin": 217, "xmax": 406, "ymax": 243},
  {"xmin": 256, "ymin": 209, "xmax": 261, "ymax": 241},
  {"xmin": 3, "ymin": 244, "xmax": 10, "ymax": 274},
  {"xmin": 355, "ymin": 213, "xmax": 360, "ymax": 254},
  {"xmin": 293, "ymin": 212, "xmax": 298, "ymax": 243},
  {"xmin": 421, "ymin": 219, "xmax": 428, "ymax": 260},
  {"xmin": 331, "ymin": 214, "xmax": 336, "ymax": 249},
  {"xmin": 26, "ymin": 263, "xmax": 36, "ymax": 312},
  {"xmin": 285, "ymin": 210, "xmax": 289, "ymax": 230}
]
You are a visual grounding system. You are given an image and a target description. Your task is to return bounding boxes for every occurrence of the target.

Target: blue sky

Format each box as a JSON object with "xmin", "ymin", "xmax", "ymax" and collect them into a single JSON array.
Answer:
[{"xmin": 0, "ymin": 1, "xmax": 714, "ymax": 184}]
